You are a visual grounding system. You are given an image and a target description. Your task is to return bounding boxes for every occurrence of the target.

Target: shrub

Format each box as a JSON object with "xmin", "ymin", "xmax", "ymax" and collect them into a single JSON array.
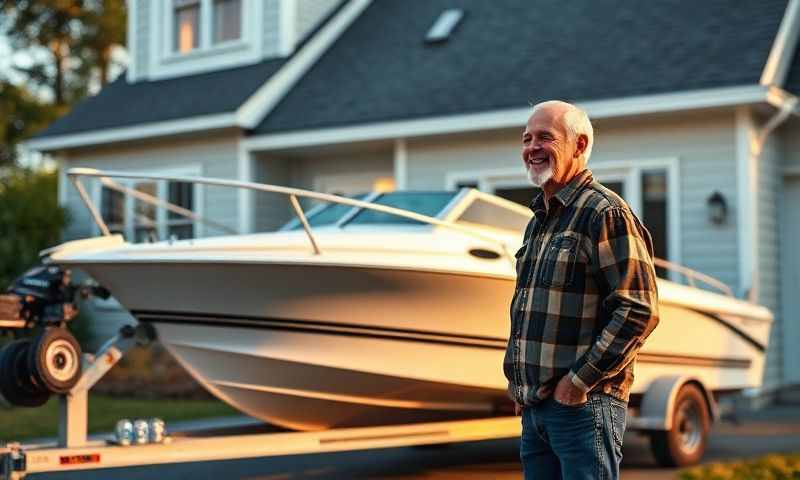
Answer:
[{"xmin": 0, "ymin": 167, "xmax": 67, "ymax": 289}]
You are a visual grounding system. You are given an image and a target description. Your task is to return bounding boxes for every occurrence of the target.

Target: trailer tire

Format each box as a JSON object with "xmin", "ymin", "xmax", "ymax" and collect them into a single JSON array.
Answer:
[
  {"xmin": 28, "ymin": 327, "xmax": 82, "ymax": 394},
  {"xmin": 0, "ymin": 340, "xmax": 50, "ymax": 407},
  {"xmin": 650, "ymin": 383, "xmax": 710, "ymax": 467}
]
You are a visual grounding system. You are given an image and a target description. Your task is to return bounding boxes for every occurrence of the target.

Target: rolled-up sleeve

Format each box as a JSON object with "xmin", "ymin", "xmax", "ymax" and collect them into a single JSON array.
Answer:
[{"xmin": 569, "ymin": 206, "xmax": 660, "ymax": 393}]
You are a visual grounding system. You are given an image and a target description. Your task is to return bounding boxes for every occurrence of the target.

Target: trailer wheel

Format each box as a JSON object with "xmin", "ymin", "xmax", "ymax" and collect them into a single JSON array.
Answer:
[
  {"xmin": 28, "ymin": 328, "xmax": 82, "ymax": 394},
  {"xmin": 650, "ymin": 383, "xmax": 710, "ymax": 467},
  {"xmin": 0, "ymin": 340, "xmax": 51, "ymax": 407}
]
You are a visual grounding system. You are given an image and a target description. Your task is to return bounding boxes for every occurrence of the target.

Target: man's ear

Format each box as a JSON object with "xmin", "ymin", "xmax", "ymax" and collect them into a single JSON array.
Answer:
[{"xmin": 574, "ymin": 134, "xmax": 588, "ymax": 159}]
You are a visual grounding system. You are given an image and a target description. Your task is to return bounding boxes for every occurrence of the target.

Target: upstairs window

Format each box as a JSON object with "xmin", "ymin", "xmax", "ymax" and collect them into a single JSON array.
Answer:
[
  {"xmin": 213, "ymin": 0, "xmax": 241, "ymax": 44},
  {"xmin": 174, "ymin": 0, "xmax": 200, "ymax": 53},
  {"xmin": 172, "ymin": 0, "xmax": 242, "ymax": 55}
]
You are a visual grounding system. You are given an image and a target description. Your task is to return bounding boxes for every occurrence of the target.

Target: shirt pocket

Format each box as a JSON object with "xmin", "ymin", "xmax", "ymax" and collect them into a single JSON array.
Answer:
[{"xmin": 538, "ymin": 233, "xmax": 579, "ymax": 288}]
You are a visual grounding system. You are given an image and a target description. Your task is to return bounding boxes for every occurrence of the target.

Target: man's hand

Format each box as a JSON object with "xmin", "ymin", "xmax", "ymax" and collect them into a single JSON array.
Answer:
[
  {"xmin": 514, "ymin": 401, "xmax": 523, "ymax": 416},
  {"xmin": 553, "ymin": 374, "xmax": 588, "ymax": 406}
]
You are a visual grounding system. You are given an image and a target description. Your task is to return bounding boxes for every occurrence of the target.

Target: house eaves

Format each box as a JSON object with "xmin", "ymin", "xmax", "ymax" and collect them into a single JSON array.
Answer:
[
  {"xmin": 26, "ymin": 0, "xmax": 371, "ymax": 153},
  {"xmin": 243, "ymin": 85, "xmax": 780, "ymax": 151}
]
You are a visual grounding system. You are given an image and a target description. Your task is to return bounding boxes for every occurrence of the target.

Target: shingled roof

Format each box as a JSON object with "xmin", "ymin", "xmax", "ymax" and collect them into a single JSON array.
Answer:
[
  {"xmin": 32, "ymin": 0, "xmax": 794, "ymax": 143},
  {"xmin": 35, "ymin": 58, "xmax": 285, "ymax": 139},
  {"xmin": 254, "ymin": 0, "xmax": 790, "ymax": 134}
]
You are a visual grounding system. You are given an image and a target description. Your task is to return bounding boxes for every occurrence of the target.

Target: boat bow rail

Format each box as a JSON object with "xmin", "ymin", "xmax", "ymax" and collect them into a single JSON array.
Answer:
[{"xmin": 66, "ymin": 168, "xmax": 516, "ymax": 265}]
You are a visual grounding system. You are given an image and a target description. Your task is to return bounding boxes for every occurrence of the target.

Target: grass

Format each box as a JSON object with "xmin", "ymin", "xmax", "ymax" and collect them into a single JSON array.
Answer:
[
  {"xmin": 680, "ymin": 453, "xmax": 800, "ymax": 479},
  {"xmin": 0, "ymin": 394, "xmax": 239, "ymax": 442}
]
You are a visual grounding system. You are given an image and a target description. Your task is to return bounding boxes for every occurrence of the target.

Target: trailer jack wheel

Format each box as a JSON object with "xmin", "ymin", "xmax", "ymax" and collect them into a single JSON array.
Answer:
[
  {"xmin": 28, "ymin": 327, "xmax": 82, "ymax": 395},
  {"xmin": 0, "ymin": 340, "xmax": 51, "ymax": 407},
  {"xmin": 650, "ymin": 383, "xmax": 710, "ymax": 467}
]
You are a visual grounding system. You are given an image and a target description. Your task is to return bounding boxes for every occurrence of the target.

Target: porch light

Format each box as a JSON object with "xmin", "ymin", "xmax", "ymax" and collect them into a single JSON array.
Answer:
[{"xmin": 707, "ymin": 191, "xmax": 727, "ymax": 225}]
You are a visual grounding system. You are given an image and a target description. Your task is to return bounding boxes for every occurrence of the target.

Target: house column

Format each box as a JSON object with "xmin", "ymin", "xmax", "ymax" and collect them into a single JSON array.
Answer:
[
  {"xmin": 394, "ymin": 138, "xmax": 408, "ymax": 190},
  {"xmin": 238, "ymin": 141, "xmax": 254, "ymax": 234}
]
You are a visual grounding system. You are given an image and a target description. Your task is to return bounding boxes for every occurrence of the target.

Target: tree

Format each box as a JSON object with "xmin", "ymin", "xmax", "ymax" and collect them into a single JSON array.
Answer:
[
  {"xmin": 77, "ymin": 0, "xmax": 126, "ymax": 88},
  {"xmin": 0, "ymin": 168, "xmax": 67, "ymax": 290},
  {"xmin": 0, "ymin": 0, "xmax": 126, "ymax": 105},
  {"xmin": 0, "ymin": 81, "xmax": 61, "ymax": 166}
]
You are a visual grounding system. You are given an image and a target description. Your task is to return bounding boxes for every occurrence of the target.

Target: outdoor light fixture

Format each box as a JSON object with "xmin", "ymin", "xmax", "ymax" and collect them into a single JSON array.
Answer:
[{"xmin": 707, "ymin": 191, "xmax": 727, "ymax": 225}]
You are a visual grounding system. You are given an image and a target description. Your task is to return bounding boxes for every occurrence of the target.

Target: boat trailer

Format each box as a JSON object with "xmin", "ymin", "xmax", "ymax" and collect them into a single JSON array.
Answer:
[
  {"xmin": 0, "ymin": 265, "xmax": 721, "ymax": 476},
  {"xmin": 0, "ymin": 322, "xmax": 525, "ymax": 479}
]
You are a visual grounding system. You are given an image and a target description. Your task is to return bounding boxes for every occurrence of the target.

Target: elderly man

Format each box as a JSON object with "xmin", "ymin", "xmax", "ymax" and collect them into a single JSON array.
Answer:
[{"xmin": 504, "ymin": 100, "xmax": 659, "ymax": 480}]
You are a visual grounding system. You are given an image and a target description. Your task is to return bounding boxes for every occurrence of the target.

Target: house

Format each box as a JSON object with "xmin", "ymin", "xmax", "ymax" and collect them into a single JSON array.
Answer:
[{"xmin": 27, "ymin": 0, "xmax": 800, "ymax": 401}]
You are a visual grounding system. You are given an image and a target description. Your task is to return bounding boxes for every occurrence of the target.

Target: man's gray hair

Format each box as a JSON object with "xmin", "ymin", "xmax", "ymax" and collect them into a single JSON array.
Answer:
[{"xmin": 531, "ymin": 100, "xmax": 594, "ymax": 164}]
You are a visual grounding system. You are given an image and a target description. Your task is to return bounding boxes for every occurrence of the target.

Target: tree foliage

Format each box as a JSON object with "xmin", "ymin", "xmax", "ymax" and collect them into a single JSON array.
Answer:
[
  {"xmin": 0, "ymin": 1, "xmax": 125, "ymax": 165},
  {"xmin": 0, "ymin": 168, "xmax": 67, "ymax": 289},
  {"xmin": 0, "ymin": 0, "xmax": 127, "ymax": 106},
  {"xmin": 0, "ymin": 81, "xmax": 62, "ymax": 166}
]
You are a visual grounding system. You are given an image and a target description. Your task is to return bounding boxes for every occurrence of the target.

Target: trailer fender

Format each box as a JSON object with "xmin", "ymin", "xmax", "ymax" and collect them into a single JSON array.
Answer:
[{"xmin": 635, "ymin": 376, "xmax": 716, "ymax": 431}]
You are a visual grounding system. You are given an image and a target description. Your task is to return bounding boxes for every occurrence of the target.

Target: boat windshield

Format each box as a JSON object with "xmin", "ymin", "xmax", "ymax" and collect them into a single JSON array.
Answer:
[
  {"xmin": 346, "ymin": 192, "xmax": 457, "ymax": 225},
  {"xmin": 283, "ymin": 194, "xmax": 369, "ymax": 230},
  {"xmin": 283, "ymin": 192, "xmax": 457, "ymax": 229}
]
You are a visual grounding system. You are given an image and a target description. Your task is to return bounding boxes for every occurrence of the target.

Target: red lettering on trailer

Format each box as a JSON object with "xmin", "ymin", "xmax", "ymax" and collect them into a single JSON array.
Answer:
[{"xmin": 59, "ymin": 454, "xmax": 101, "ymax": 465}]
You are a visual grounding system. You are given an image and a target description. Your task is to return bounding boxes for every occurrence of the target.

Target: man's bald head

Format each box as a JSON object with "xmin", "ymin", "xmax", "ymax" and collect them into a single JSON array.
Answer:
[{"xmin": 529, "ymin": 101, "xmax": 594, "ymax": 165}]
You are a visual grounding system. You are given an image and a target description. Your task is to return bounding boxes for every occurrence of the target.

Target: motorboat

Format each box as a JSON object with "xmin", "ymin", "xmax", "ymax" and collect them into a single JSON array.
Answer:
[{"xmin": 40, "ymin": 168, "xmax": 771, "ymax": 433}]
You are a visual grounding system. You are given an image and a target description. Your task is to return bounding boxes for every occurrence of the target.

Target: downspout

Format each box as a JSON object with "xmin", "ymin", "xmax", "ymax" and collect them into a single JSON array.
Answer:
[{"xmin": 743, "ymin": 94, "xmax": 799, "ymax": 303}]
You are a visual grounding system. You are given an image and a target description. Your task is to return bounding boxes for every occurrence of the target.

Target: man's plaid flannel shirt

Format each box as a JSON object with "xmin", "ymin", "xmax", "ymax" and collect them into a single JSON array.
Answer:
[{"xmin": 504, "ymin": 169, "xmax": 659, "ymax": 405}]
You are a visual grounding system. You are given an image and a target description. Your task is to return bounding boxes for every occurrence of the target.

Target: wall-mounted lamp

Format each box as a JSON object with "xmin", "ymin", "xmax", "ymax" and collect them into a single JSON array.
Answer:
[{"xmin": 707, "ymin": 191, "xmax": 727, "ymax": 225}]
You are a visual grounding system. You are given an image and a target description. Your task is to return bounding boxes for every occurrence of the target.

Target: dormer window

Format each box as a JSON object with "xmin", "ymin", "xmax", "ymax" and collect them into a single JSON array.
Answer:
[
  {"xmin": 213, "ymin": 0, "xmax": 241, "ymax": 44},
  {"xmin": 174, "ymin": 0, "xmax": 200, "ymax": 53},
  {"xmin": 171, "ymin": 0, "xmax": 242, "ymax": 55}
]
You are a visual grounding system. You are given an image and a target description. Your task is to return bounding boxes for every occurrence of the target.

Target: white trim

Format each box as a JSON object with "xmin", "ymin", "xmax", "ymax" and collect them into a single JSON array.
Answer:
[
  {"xmin": 279, "ymin": 0, "xmax": 298, "ymax": 56},
  {"xmin": 237, "ymin": 140, "xmax": 254, "ymax": 233},
  {"xmin": 56, "ymin": 155, "xmax": 68, "ymax": 207},
  {"xmin": 236, "ymin": 0, "xmax": 373, "ymax": 128},
  {"xmin": 445, "ymin": 158, "xmax": 683, "ymax": 270},
  {"xmin": 761, "ymin": 0, "xmax": 800, "ymax": 87},
  {"xmin": 27, "ymin": 84, "xmax": 780, "ymax": 153},
  {"xmin": 244, "ymin": 85, "xmax": 772, "ymax": 151},
  {"xmin": 147, "ymin": 0, "xmax": 263, "ymax": 81},
  {"xmin": 126, "ymin": 0, "xmax": 138, "ymax": 82},
  {"xmin": 26, "ymin": 113, "xmax": 237, "ymax": 151},
  {"xmin": 394, "ymin": 139, "xmax": 408, "ymax": 190},
  {"xmin": 736, "ymin": 107, "xmax": 758, "ymax": 299}
]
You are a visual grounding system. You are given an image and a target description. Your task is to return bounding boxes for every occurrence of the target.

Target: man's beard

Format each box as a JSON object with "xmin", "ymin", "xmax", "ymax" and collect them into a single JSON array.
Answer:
[{"xmin": 527, "ymin": 163, "xmax": 553, "ymax": 187}]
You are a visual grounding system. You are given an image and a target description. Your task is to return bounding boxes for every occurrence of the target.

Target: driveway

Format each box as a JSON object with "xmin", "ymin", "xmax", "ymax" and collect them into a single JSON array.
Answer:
[{"xmin": 28, "ymin": 405, "xmax": 800, "ymax": 479}]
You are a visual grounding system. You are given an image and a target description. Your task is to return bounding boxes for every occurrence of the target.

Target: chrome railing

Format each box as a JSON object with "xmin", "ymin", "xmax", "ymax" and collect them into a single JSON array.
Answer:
[
  {"xmin": 66, "ymin": 168, "xmax": 516, "ymax": 264},
  {"xmin": 66, "ymin": 168, "xmax": 734, "ymax": 297}
]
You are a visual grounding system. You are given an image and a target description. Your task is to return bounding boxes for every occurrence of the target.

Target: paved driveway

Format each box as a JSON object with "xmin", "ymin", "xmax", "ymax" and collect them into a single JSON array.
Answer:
[{"xmin": 29, "ymin": 406, "xmax": 800, "ymax": 479}]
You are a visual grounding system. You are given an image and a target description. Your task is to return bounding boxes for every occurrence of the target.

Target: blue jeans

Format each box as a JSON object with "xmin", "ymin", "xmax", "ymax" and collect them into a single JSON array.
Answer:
[{"xmin": 520, "ymin": 393, "xmax": 627, "ymax": 480}]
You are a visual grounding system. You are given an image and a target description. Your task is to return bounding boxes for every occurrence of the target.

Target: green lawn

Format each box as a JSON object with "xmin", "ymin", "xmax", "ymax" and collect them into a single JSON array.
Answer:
[
  {"xmin": 680, "ymin": 453, "xmax": 800, "ymax": 479},
  {"xmin": 0, "ymin": 395, "xmax": 239, "ymax": 442}
]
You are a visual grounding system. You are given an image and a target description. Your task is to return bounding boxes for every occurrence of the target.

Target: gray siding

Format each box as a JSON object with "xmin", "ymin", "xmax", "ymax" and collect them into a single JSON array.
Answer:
[
  {"xmin": 406, "ymin": 111, "xmax": 740, "ymax": 290},
  {"xmin": 759, "ymin": 131, "xmax": 783, "ymax": 389},
  {"xmin": 289, "ymin": 149, "xmax": 394, "ymax": 194},
  {"xmin": 253, "ymin": 155, "xmax": 293, "ymax": 232},
  {"xmin": 263, "ymin": 0, "xmax": 282, "ymax": 57},
  {"xmin": 782, "ymin": 118, "xmax": 800, "ymax": 170},
  {"xmin": 295, "ymin": 0, "xmax": 340, "ymax": 41},
  {"xmin": 61, "ymin": 133, "xmax": 240, "ymax": 241}
]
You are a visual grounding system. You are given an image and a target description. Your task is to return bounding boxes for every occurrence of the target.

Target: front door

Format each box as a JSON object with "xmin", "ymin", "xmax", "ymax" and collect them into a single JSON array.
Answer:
[{"xmin": 780, "ymin": 176, "xmax": 800, "ymax": 386}]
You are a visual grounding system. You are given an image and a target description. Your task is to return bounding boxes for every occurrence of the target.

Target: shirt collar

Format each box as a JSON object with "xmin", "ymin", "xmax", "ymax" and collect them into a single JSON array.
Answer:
[{"xmin": 528, "ymin": 169, "xmax": 594, "ymax": 214}]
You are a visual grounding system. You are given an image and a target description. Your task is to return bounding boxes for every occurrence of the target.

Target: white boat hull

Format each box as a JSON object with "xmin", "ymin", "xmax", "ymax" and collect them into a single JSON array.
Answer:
[{"xmin": 68, "ymin": 259, "xmax": 770, "ymax": 431}]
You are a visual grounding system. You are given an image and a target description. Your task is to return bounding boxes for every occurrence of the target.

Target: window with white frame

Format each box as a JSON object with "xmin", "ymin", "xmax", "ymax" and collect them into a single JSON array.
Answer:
[
  {"xmin": 172, "ymin": 0, "xmax": 242, "ymax": 54},
  {"xmin": 174, "ymin": 0, "xmax": 201, "ymax": 53},
  {"xmin": 99, "ymin": 174, "xmax": 200, "ymax": 243},
  {"xmin": 446, "ymin": 160, "xmax": 680, "ymax": 278},
  {"xmin": 213, "ymin": 0, "xmax": 242, "ymax": 43}
]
